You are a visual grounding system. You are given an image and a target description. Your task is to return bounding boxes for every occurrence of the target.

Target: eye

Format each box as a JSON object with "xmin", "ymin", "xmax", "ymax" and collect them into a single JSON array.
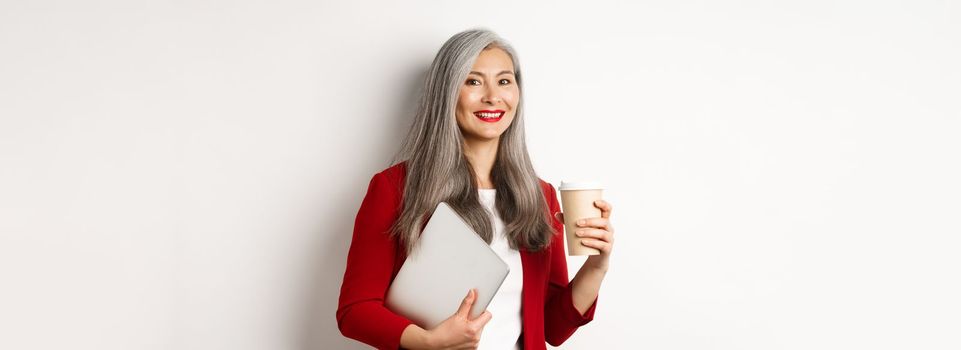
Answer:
[
  {"xmin": 466, "ymin": 79, "xmax": 481, "ymax": 86},
  {"xmin": 499, "ymin": 79, "xmax": 512, "ymax": 85}
]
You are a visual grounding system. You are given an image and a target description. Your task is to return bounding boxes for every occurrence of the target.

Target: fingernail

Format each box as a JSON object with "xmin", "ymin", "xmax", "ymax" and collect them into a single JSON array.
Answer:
[{"xmin": 577, "ymin": 220, "xmax": 585, "ymax": 226}]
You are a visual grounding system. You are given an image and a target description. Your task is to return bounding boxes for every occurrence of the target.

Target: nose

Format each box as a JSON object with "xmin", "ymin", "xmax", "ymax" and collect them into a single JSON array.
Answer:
[{"xmin": 481, "ymin": 85, "xmax": 500, "ymax": 105}]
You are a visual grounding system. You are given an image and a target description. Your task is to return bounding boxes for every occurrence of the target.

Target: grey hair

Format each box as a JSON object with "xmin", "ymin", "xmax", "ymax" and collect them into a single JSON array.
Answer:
[{"xmin": 389, "ymin": 28, "xmax": 553, "ymax": 254}]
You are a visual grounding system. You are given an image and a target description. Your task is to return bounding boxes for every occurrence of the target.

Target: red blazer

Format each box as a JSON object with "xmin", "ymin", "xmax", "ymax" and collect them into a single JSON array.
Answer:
[{"xmin": 336, "ymin": 162, "xmax": 598, "ymax": 349}]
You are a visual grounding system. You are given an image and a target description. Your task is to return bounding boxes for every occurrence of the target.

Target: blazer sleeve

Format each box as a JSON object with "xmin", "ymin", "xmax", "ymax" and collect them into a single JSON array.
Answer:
[
  {"xmin": 542, "ymin": 182, "xmax": 598, "ymax": 346},
  {"xmin": 336, "ymin": 171, "xmax": 413, "ymax": 350}
]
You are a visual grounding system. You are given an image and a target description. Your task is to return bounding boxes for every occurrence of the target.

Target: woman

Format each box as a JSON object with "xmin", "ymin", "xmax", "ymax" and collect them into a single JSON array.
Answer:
[{"xmin": 336, "ymin": 28, "xmax": 615, "ymax": 350}]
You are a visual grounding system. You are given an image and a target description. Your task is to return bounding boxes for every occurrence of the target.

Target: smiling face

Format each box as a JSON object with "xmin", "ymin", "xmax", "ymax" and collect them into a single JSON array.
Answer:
[{"xmin": 454, "ymin": 47, "xmax": 519, "ymax": 143}]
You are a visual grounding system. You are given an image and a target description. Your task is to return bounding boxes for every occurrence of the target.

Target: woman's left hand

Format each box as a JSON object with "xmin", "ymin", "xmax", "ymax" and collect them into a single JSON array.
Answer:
[{"xmin": 554, "ymin": 199, "xmax": 614, "ymax": 272}]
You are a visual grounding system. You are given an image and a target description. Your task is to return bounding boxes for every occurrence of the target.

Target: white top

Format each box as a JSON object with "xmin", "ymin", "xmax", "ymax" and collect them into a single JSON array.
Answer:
[{"xmin": 475, "ymin": 189, "xmax": 523, "ymax": 350}]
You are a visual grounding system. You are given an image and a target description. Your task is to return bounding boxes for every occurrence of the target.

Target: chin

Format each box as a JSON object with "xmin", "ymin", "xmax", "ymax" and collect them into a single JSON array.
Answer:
[
  {"xmin": 469, "ymin": 130, "xmax": 504, "ymax": 141},
  {"xmin": 477, "ymin": 133, "xmax": 502, "ymax": 141}
]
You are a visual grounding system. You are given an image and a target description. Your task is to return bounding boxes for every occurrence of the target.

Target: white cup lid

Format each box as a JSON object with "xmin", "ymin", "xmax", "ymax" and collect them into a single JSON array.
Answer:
[{"xmin": 558, "ymin": 181, "xmax": 603, "ymax": 191}]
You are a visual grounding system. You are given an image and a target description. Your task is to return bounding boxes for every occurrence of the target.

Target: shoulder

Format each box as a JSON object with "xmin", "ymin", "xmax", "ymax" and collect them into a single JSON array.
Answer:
[
  {"xmin": 369, "ymin": 161, "xmax": 407, "ymax": 191},
  {"xmin": 356, "ymin": 162, "xmax": 408, "ymax": 222},
  {"xmin": 537, "ymin": 178, "xmax": 556, "ymax": 193},
  {"xmin": 537, "ymin": 178, "xmax": 559, "ymax": 207},
  {"xmin": 378, "ymin": 161, "xmax": 407, "ymax": 180}
]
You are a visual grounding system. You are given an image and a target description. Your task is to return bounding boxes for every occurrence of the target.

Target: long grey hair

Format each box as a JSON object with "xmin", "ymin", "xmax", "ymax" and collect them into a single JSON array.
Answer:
[{"xmin": 389, "ymin": 28, "xmax": 554, "ymax": 254}]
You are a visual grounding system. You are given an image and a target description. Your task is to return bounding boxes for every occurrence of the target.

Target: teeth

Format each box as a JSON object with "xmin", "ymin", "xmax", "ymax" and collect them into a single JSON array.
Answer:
[{"xmin": 476, "ymin": 112, "xmax": 502, "ymax": 118}]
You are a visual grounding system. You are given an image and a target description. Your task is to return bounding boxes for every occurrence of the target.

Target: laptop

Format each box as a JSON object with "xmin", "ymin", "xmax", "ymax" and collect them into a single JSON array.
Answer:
[{"xmin": 385, "ymin": 201, "xmax": 510, "ymax": 329}]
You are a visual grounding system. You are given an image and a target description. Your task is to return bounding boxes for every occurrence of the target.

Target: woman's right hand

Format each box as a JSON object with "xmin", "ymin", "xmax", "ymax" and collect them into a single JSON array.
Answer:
[{"xmin": 426, "ymin": 289, "xmax": 493, "ymax": 349}]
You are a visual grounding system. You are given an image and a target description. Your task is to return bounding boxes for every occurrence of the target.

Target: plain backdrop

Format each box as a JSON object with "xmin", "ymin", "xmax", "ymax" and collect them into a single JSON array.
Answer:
[{"xmin": 1, "ymin": 1, "xmax": 959, "ymax": 349}]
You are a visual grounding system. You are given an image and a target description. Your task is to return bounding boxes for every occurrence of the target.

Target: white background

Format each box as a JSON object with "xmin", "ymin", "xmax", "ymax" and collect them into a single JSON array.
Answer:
[{"xmin": 1, "ymin": 1, "xmax": 959, "ymax": 349}]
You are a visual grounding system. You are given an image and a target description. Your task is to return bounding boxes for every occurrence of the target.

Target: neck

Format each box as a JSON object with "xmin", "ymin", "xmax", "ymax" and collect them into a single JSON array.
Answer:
[{"xmin": 463, "ymin": 137, "xmax": 499, "ymax": 189}]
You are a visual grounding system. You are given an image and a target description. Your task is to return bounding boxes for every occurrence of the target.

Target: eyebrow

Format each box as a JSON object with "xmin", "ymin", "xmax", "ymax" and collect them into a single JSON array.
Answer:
[{"xmin": 468, "ymin": 70, "xmax": 515, "ymax": 77}]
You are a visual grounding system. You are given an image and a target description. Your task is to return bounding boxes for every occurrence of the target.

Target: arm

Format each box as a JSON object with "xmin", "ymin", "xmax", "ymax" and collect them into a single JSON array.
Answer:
[
  {"xmin": 336, "ymin": 171, "xmax": 414, "ymax": 350},
  {"xmin": 400, "ymin": 325, "xmax": 433, "ymax": 349},
  {"xmin": 339, "ymin": 168, "xmax": 493, "ymax": 350},
  {"xmin": 400, "ymin": 288, "xmax": 492, "ymax": 349},
  {"xmin": 570, "ymin": 261, "xmax": 607, "ymax": 314},
  {"xmin": 569, "ymin": 197, "xmax": 613, "ymax": 315},
  {"xmin": 542, "ymin": 183, "xmax": 599, "ymax": 346}
]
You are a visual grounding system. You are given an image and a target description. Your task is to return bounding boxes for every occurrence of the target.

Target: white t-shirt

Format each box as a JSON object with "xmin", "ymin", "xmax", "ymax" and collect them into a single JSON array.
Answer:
[{"xmin": 476, "ymin": 188, "xmax": 524, "ymax": 350}]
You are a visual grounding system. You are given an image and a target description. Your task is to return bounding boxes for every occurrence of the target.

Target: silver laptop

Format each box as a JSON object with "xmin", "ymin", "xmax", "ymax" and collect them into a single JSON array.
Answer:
[{"xmin": 385, "ymin": 201, "xmax": 509, "ymax": 329}]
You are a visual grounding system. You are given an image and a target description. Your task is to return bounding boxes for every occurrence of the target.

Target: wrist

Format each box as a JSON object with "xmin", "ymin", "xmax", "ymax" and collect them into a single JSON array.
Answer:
[
  {"xmin": 584, "ymin": 258, "xmax": 610, "ymax": 273},
  {"xmin": 400, "ymin": 324, "xmax": 435, "ymax": 349},
  {"xmin": 422, "ymin": 329, "xmax": 438, "ymax": 349}
]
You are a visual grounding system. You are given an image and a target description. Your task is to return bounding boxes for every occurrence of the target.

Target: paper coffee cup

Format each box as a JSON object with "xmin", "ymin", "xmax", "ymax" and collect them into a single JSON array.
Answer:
[{"xmin": 558, "ymin": 181, "xmax": 603, "ymax": 256}]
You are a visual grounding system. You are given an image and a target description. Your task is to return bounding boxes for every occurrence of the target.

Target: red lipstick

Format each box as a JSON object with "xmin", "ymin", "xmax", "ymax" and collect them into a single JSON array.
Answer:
[{"xmin": 473, "ymin": 109, "xmax": 505, "ymax": 123}]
